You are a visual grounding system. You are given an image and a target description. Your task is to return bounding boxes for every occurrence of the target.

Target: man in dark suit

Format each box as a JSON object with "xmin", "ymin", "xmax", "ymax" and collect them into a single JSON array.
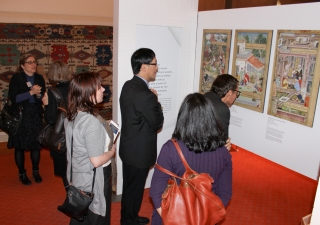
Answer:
[
  {"xmin": 119, "ymin": 48, "xmax": 164, "ymax": 225},
  {"xmin": 204, "ymin": 74, "xmax": 239, "ymax": 150}
]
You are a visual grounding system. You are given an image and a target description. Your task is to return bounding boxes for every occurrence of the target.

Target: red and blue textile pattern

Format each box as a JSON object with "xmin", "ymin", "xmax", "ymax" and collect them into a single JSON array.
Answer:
[{"xmin": 0, "ymin": 23, "xmax": 113, "ymax": 120}]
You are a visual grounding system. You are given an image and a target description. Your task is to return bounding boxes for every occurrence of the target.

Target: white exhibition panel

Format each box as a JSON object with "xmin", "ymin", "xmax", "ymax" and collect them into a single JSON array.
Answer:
[
  {"xmin": 136, "ymin": 25, "xmax": 182, "ymax": 187},
  {"xmin": 114, "ymin": 0, "xmax": 198, "ymax": 194},
  {"xmin": 195, "ymin": 3, "xmax": 320, "ymax": 180},
  {"xmin": 136, "ymin": 25, "xmax": 182, "ymax": 131}
]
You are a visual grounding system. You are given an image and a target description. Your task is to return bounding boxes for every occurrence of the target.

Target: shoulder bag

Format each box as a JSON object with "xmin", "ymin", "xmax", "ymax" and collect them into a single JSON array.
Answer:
[
  {"xmin": 0, "ymin": 75, "xmax": 23, "ymax": 136},
  {"xmin": 155, "ymin": 139, "xmax": 226, "ymax": 225},
  {"xmin": 38, "ymin": 87, "xmax": 66, "ymax": 153},
  {"xmin": 0, "ymin": 99, "xmax": 23, "ymax": 136},
  {"xmin": 58, "ymin": 130, "xmax": 96, "ymax": 221}
]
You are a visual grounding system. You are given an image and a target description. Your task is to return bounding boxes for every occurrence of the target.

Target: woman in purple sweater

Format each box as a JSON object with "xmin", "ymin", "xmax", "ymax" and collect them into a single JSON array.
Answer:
[{"xmin": 149, "ymin": 93, "xmax": 232, "ymax": 225}]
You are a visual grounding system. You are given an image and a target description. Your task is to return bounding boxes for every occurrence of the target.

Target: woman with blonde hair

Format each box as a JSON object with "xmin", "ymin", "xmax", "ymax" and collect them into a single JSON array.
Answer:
[{"xmin": 42, "ymin": 60, "xmax": 71, "ymax": 187}]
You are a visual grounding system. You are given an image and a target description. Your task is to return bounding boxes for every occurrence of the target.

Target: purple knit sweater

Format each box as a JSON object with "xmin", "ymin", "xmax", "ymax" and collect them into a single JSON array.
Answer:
[{"xmin": 149, "ymin": 139, "xmax": 232, "ymax": 225}]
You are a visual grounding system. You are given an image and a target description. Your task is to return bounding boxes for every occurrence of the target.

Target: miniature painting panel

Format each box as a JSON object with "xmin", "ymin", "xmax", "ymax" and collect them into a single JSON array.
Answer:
[
  {"xmin": 232, "ymin": 30, "xmax": 273, "ymax": 112},
  {"xmin": 267, "ymin": 30, "xmax": 320, "ymax": 127},
  {"xmin": 199, "ymin": 30, "xmax": 232, "ymax": 93}
]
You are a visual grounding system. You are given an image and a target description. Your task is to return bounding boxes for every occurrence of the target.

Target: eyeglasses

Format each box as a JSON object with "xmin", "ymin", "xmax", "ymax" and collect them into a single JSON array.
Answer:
[
  {"xmin": 232, "ymin": 90, "xmax": 241, "ymax": 98},
  {"xmin": 24, "ymin": 61, "xmax": 38, "ymax": 65},
  {"xmin": 147, "ymin": 63, "xmax": 158, "ymax": 66}
]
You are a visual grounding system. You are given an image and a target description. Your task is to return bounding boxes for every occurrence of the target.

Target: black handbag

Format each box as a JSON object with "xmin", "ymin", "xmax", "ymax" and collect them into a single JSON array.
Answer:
[
  {"xmin": 38, "ymin": 87, "xmax": 66, "ymax": 153},
  {"xmin": 0, "ymin": 99, "xmax": 23, "ymax": 136},
  {"xmin": 58, "ymin": 131, "xmax": 96, "ymax": 221}
]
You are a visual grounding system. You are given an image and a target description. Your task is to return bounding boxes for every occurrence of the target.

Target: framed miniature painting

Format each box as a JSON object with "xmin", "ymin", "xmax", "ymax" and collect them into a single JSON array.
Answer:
[
  {"xmin": 267, "ymin": 30, "xmax": 320, "ymax": 127},
  {"xmin": 231, "ymin": 30, "xmax": 273, "ymax": 113},
  {"xmin": 199, "ymin": 29, "xmax": 232, "ymax": 93}
]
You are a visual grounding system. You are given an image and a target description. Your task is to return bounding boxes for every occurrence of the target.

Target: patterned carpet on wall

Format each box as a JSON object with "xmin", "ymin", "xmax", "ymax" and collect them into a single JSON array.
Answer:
[
  {"xmin": 0, "ymin": 144, "xmax": 317, "ymax": 225},
  {"xmin": 0, "ymin": 23, "xmax": 113, "ymax": 120}
]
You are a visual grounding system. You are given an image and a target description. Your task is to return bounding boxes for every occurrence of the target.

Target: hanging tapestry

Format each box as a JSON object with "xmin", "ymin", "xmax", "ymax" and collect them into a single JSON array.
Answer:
[{"xmin": 0, "ymin": 23, "xmax": 113, "ymax": 120}]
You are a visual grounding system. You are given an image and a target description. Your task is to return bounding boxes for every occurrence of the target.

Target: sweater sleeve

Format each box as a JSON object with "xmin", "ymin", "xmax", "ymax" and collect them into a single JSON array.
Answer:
[
  {"xmin": 16, "ymin": 92, "xmax": 32, "ymax": 103},
  {"xmin": 84, "ymin": 116, "xmax": 106, "ymax": 158},
  {"xmin": 150, "ymin": 141, "xmax": 173, "ymax": 209},
  {"xmin": 215, "ymin": 150, "xmax": 232, "ymax": 207}
]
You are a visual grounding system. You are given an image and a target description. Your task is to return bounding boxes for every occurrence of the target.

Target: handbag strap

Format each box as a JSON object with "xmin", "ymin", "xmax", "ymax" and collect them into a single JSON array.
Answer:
[
  {"xmin": 170, "ymin": 138, "xmax": 194, "ymax": 173},
  {"xmin": 155, "ymin": 138, "xmax": 195, "ymax": 179},
  {"xmin": 49, "ymin": 86, "xmax": 62, "ymax": 102},
  {"xmin": 155, "ymin": 164, "xmax": 182, "ymax": 180},
  {"xmin": 70, "ymin": 123, "xmax": 96, "ymax": 192}
]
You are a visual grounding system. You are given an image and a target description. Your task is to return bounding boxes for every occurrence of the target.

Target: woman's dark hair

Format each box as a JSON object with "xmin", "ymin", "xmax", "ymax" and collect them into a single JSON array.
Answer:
[
  {"xmin": 66, "ymin": 72, "xmax": 102, "ymax": 121},
  {"xmin": 17, "ymin": 54, "xmax": 36, "ymax": 72},
  {"xmin": 172, "ymin": 93, "xmax": 225, "ymax": 153},
  {"xmin": 131, "ymin": 48, "xmax": 155, "ymax": 75},
  {"xmin": 210, "ymin": 74, "xmax": 239, "ymax": 98}
]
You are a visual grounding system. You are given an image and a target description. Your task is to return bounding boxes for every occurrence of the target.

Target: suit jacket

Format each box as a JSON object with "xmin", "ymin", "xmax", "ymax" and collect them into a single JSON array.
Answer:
[
  {"xmin": 8, "ymin": 72, "xmax": 46, "ymax": 115},
  {"xmin": 119, "ymin": 75, "xmax": 164, "ymax": 169},
  {"xmin": 204, "ymin": 91, "xmax": 229, "ymax": 141}
]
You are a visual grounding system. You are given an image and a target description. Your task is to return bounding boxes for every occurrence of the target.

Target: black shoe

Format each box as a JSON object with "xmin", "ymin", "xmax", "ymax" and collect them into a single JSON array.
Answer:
[
  {"xmin": 33, "ymin": 170, "xmax": 42, "ymax": 183},
  {"xmin": 19, "ymin": 172, "xmax": 31, "ymax": 185},
  {"xmin": 136, "ymin": 216, "xmax": 150, "ymax": 224}
]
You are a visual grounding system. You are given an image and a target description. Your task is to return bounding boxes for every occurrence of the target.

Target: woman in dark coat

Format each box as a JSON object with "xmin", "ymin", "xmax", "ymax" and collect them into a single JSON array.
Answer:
[
  {"xmin": 8, "ymin": 54, "xmax": 46, "ymax": 185},
  {"xmin": 42, "ymin": 60, "xmax": 71, "ymax": 187}
]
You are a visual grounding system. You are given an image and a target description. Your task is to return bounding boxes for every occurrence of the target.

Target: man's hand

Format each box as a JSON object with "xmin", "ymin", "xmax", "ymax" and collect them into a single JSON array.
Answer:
[
  {"xmin": 225, "ymin": 137, "xmax": 231, "ymax": 151},
  {"xmin": 150, "ymin": 88, "xmax": 158, "ymax": 97}
]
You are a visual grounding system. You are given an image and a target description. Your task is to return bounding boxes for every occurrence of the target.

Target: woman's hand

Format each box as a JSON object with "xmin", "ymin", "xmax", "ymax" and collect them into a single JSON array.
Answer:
[
  {"xmin": 225, "ymin": 138, "xmax": 231, "ymax": 151},
  {"xmin": 156, "ymin": 207, "xmax": 162, "ymax": 216},
  {"xmin": 42, "ymin": 92, "xmax": 48, "ymax": 105},
  {"xmin": 30, "ymin": 85, "xmax": 42, "ymax": 96},
  {"xmin": 110, "ymin": 144, "xmax": 116, "ymax": 157}
]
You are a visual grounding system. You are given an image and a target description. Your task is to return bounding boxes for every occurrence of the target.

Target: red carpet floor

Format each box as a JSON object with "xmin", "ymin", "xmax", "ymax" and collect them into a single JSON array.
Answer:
[{"xmin": 0, "ymin": 147, "xmax": 317, "ymax": 225}]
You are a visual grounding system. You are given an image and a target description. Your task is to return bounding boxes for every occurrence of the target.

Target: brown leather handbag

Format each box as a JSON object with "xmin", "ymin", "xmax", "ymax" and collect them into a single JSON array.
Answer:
[{"xmin": 155, "ymin": 139, "xmax": 226, "ymax": 225}]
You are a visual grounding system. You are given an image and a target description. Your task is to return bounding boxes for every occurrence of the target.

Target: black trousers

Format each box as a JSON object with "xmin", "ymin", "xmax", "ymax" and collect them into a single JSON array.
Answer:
[
  {"xmin": 69, "ymin": 165, "xmax": 112, "ymax": 225},
  {"xmin": 121, "ymin": 162, "xmax": 149, "ymax": 225}
]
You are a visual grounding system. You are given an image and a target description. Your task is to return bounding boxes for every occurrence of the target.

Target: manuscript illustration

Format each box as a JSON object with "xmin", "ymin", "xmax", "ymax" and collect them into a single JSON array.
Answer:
[
  {"xmin": 199, "ymin": 30, "xmax": 231, "ymax": 93},
  {"xmin": 267, "ymin": 30, "xmax": 320, "ymax": 127},
  {"xmin": 231, "ymin": 30, "xmax": 273, "ymax": 112}
]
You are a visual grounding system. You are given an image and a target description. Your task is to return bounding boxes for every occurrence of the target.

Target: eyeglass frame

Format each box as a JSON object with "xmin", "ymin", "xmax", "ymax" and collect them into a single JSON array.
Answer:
[
  {"xmin": 146, "ymin": 62, "xmax": 158, "ymax": 66},
  {"xmin": 232, "ymin": 89, "xmax": 241, "ymax": 98},
  {"xmin": 24, "ymin": 61, "xmax": 38, "ymax": 65}
]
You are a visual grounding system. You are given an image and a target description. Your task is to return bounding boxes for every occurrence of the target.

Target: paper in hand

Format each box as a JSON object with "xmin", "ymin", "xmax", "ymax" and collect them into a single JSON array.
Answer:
[{"xmin": 109, "ymin": 120, "xmax": 120, "ymax": 144}]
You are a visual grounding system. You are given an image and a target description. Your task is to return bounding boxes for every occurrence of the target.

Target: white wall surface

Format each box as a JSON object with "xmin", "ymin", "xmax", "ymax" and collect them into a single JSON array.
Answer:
[
  {"xmin": 195, "ymin": 3, "xmax": 320, "ymax": 180},
  {"xmin": 195, "ymin": 5, "xmax": 320, "ymax": 223},
  {"xmin": 0, "ymin": 0, "xmax": 113, "ymax": 25},
  {"xmin": 114, "ymin": 0, "xmax": 198, "ymax": 194}
]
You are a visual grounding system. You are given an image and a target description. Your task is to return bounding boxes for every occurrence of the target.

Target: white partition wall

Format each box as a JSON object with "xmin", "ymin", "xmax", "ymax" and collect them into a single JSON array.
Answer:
[
  {"xmin": 113, "ymin": 0, "xmax": 198, "ymax": 194},
  {"xmin": 195, "ymin": 3, "xmax": 320, "ymax": 180}
]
